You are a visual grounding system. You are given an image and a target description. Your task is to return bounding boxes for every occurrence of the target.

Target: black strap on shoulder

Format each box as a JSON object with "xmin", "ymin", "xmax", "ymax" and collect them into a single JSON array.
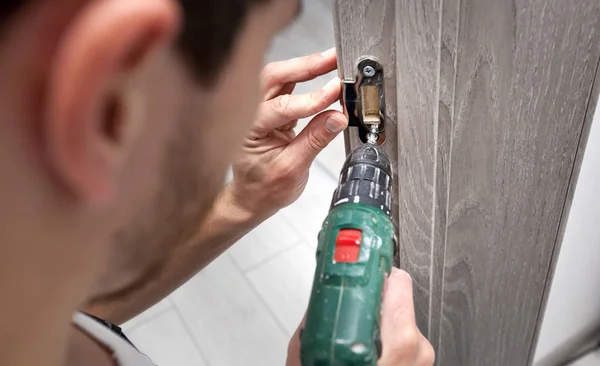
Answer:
[{"xmin": 82, "ymin": 312, "xmax": 137, "ymax": 349}]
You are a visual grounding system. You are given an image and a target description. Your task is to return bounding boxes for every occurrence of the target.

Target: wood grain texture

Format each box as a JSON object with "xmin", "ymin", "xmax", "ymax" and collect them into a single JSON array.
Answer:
[
  {"xmin": 334, "ymin": 0, "xmax": 600, "ymax": 364},
  {"xmin": 333, "ymin": 0, "xmax": 399, "ymax": 229},
  {"xmin": 530, "ymin": 56, "xmax": 600, "ymax": 365},
  {"xmin": 394, "ymin": 0, "xmax": 442, "ymax": 339},
  {"xmin": 429, "ymin": 0, "xmax": 460, "ymax": 352},
  {"xmin": 440, "ymin": 1, "xmax": 600, "ymax": 364}
]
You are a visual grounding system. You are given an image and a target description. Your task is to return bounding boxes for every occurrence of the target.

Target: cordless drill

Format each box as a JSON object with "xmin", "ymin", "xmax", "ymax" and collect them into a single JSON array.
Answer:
[{"xmin": 300, "ymin": 141, "xmax": 395, "ymax": 366}]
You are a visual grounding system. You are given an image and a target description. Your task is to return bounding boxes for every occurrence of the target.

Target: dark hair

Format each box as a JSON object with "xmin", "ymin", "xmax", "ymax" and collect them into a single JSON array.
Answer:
[
  {"xmin": 177, "ymin": 0, "xmax": 269, "ymax": 85},
  {"xmin": 0, "ymin": 0, "xmax": 269, "ymax": 85}
]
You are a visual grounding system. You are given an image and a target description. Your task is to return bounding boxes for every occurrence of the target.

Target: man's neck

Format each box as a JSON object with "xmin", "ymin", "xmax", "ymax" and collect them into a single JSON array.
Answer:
[{"xmin": 66, "ymin": 324, "xmax": 117, "ymax": 366}]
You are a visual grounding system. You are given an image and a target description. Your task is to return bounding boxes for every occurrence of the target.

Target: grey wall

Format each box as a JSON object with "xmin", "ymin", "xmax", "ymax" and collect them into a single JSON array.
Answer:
[{"xmin": 534, "ymin": 100, "xmax": 600, "ymax": 364}]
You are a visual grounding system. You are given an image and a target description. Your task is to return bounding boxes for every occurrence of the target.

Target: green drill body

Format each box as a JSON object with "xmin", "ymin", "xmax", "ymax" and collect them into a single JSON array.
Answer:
[{"xmin": 301, "ymin": 144, "xmax": 395, "ymax": 366}]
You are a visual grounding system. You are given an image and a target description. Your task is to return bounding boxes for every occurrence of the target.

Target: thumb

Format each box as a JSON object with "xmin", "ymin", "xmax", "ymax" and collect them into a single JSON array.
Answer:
[
  {"xmin": 379, "ymin": 268, "xmax": 420, "ymax": 365},
  {"xmin": 284, "ymin": 110, "xmax": 348, "ymax": 167},
  {"xmin": 286, "ymin": 313, "xmax": 307, "ymax": 366},
  {"xmin": 381, "ymin": 268, "xmax": 415, "ymax": 324}
]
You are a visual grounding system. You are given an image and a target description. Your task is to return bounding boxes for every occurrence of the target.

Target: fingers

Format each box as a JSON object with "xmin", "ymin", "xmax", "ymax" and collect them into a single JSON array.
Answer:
[
  {"xmin": 254, "ymin": 77, "xmax": 341, "ymax": 133},
  {"xmin": 417, "ymin": 333, "xmax": 436, "ymax": 365},
  {"xmin": 283, "ymin": 110, "xmax": 348, "ymax": 168},
  {"xmin": 273, "ymin": 128, "xmax": 296, "ymax": 143},
  {"xmin": 262, "ymin": 48, "xmax": 337, "ymax": 100},
  {"xmin": 286, "ymin": 327, "xmax": 302, "ymax": 366},
  {"xmin": 379, "ymin": 268, "xmax": 435, "ymax": 366},
  {"xmin": 279, "ymin": 120, "xmax": 298, "ymax": 131},
  {"xmin": 277, "ymin": 82, "xmax": 297, "ymax": 99},
  {"xmin": 380, "ymin": 269, "xmax": 417, "ymax": 365},
  {"xmin": 382, "ymin": 269, "xmax": 416, "ymax": 325},
  {"xmin": 286, "ymin": 313, "xmax": 307, "ymax": 366}
]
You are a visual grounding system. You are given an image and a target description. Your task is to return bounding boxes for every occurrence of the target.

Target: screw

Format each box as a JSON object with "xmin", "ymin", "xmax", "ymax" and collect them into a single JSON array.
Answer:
[
  {"xmin": 367, "ymin": 125, "xmax": 380, "ymax": 144},
  {"xmin": 367, "ymin": 132, "xmax": 379, "ymax": 144},
  {"xmin": 363, "ymin": 65, "xmax": 375, "ymax": 77}
]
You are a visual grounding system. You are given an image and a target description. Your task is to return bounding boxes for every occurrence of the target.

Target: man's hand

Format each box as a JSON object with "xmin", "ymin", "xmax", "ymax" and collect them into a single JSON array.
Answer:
[
  {"xmin": 287, "ymin": 268, "xmax": 435, "ymax": 366},
  {"xmin": 378, "ymin": 269, "xmax": 435, "ymax": 365},
  {"xmin": 228, "ymin": 48, "xmax": 348, "ymax": 220}
]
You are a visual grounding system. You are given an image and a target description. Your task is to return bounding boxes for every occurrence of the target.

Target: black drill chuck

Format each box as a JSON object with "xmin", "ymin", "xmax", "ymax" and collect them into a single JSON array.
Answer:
[{"xmin": 330, "ymin": 144, "xmax": 393, "ymax": 217}]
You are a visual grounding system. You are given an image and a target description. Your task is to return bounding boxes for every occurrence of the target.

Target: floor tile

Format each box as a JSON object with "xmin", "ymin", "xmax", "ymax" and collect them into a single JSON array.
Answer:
[
  {"xmin": 266, "ymin": 0, "xmax": 333, "ymax": 66},
  {"xmin": 171, "ymin": 254, "xmax": 289, "ymax": 366},
  {"xmin": 125, "ymin": 309, "xmax": 207, "ymax": 366},
  {"xmin": 280, "ymin": 165, "xmax": 338, "ymax": 248},
  {"xmin": 572, "ymin": 349, "xmax": 600, "ymax": 366},
  {"xmin": 121, "ymin": 297, "xmax": 173, "ymax": 331},
  {"xmin": 228, "ymin": 213, "xmax": 300, "ymax": 271},
  {"xmin": 246, "ymin": 244, "xmax": 317, "ymax": 336}
]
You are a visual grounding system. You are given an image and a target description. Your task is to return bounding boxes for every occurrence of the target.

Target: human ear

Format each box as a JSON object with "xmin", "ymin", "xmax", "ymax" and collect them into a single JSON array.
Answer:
[{"xmin": 43, "ymin": 0, "xmax": 181, "ymax": 206}]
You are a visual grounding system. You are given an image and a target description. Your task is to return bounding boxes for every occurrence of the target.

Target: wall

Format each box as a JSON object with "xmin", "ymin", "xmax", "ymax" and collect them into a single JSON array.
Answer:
[{"xmin": 534, "ymin": 100, "xmax": 600, "ymax": 364}]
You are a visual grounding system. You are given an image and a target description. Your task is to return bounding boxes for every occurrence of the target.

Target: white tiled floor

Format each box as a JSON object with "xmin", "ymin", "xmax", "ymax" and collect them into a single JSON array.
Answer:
[
  {"xmin": 170, "ymin": 254, "xmax": 289, "ymax": 366},
  {"xmin": 227, "ymin": 214, "xmax": 301, "ymax": 272},
  {"xmin": 570, "ymin": 349, "xmax": 600, "ymax": 366},
  {"xmin": 126, "ymin": 310, "xmax": 207, "ymax": 366},
  {"xmin": 245, "ymin": 244, "xmax": 316, "ymax": 336},
  {"xmin": 120, "ymin": 162, "xmax": 338, "ymax": 366},
  {"xmin": 120, "ymin": 2, "xmax": 344, "ymax": 364},
  {"xmin": 122, "ymin": 165, "xmax": 337, "ymax": 366}
]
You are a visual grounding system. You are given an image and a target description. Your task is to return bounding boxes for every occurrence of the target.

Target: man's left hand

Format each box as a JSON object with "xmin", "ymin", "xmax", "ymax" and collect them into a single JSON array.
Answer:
[{"xmin": 228, "ymin": 48, "xmax": 348, "ymax": 219}]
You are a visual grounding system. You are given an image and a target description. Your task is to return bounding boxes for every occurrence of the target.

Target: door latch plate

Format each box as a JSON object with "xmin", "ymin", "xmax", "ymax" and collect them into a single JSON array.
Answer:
[{"xmin": 342, "ymin": 57, "xmax": 385, "ymax": 143}]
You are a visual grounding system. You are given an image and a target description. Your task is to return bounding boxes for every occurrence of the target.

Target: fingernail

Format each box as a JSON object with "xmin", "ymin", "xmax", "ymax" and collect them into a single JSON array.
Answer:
[
  {"xmin": 324, "ymin": 77, "xmax": 340, "ymax": 91},
  {"xmin": 325, "ymin": 116, "xmax": 346, "ymax": 133},
  {"xmin": 321, "ymin": 47, "xmax": 336, "ymax": 57}
]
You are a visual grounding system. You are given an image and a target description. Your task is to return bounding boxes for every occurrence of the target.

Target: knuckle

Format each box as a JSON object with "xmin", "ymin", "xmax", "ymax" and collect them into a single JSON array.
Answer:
[
  {"xmin": 419, "ymin": 342, "xmax": 436, "ymax": 366},
  {"xmin": 396, "ymin": 269, "xmax": 413, "ymax": 284},
  {"xmin": 275, "ymin": 94, "xmax": 291, "ymax": 118},
  {"xmin": 307, "ymin": 91, "xmax": 322, "ymax": 111},
  {"xmin": 307, "ymin": 54, "xmax": 322, "ymax": 76},
  {"xmin": 402, "ymin": 326, "xmax": 421, "ymax": 351},
  {"xmin": 306, "ymin": 127, "xmax": 329, "ymax": 152},
  {"xmin": 261, "ymin": 62, "xmax": 277, "ymax": 79},
  {"xmin": 391, "ymin": 326, "xmax": 420, "ymax": 358},
  {"xmin": 391, "ymin": 269, "xmax": 413, "ymax": 289},
  {"xmin": 383, "ymin": 326, "xmax": 422, "ymax": 364}
]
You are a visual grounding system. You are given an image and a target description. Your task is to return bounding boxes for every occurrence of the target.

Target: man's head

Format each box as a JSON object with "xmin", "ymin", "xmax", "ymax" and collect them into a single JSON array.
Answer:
[{"xmin": 0, "ymin": 0, "xmax": 299, "ymax": 318}]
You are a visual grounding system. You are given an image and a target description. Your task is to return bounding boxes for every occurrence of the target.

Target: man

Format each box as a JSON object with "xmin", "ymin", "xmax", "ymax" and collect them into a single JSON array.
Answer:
[{"xmin": 0, "ymin": 0, "xmax": 434, "ymax": 365}]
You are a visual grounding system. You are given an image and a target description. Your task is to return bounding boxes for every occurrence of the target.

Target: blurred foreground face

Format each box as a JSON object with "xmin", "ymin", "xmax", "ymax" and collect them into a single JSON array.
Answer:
[
  {"xmin": 90, "ymin": 0, "xmax": 299, "ymax": 302},
  {"xmin": 0, "ymin": 0, "xmax": 299, "ymax": 305}
]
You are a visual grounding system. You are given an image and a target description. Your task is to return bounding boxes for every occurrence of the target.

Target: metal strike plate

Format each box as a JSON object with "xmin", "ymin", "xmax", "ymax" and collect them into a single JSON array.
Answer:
[{"xmin": 342, "ymin": 57, "xmax": 385, "ymax": 143}]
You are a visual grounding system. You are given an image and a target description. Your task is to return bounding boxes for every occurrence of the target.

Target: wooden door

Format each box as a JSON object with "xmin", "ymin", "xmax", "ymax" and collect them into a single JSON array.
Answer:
[{"xmin": 333, "ymin": 1, "xmax": 600, "ymax": 364}]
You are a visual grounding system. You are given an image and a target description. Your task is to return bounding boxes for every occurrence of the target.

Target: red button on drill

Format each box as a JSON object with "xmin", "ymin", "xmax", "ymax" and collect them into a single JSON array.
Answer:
[{"xmin": 334, "ymin": 229, "xmax": 362, "ymax": 263}]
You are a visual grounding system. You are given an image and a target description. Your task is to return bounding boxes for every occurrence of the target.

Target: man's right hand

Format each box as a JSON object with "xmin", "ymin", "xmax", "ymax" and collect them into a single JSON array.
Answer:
[{"xmin": 287, "ymin": 268, "xmax": 435, "ymax": 366}]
